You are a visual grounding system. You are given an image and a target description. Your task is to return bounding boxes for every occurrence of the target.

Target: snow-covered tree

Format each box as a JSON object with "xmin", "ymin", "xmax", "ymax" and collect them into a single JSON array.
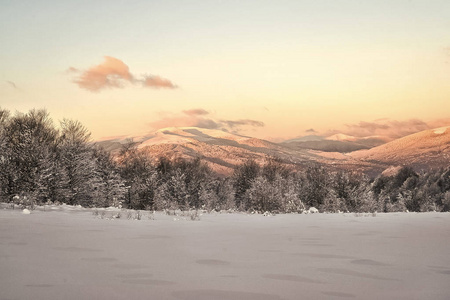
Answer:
[
  {"xmin": 213, "ymin": 177, "xmax": 236, "ymax": 211},
  {"xmin": 3, "ymin": 109, "xmax": 59, "ymax": 204},
  {"xmin": 245, "ymin": 175, "xmax": 283, "ymax": 212},
  {"xmin": 303, "ymin": 164, "xmax": 329, "ymax": 208},
  {"xmin": 0, "ymin": 108, "xmax": 11, "ymax": 201},
  {"xmin": 154, "ymin": 168, "xmax": 189, "ymax": 210},
  {"xmin": 118, "ymin": 143, "xmax": 157, "ymax": 209},
  {"xmin": 58, "ymin": 119, "xmax": 98, "ymax": 206},
  {"xmin": 282, "ymin": 177, "xmax": 305, "ymax": 213},
  {"xmin": 233, "ymin": 159, "xmax": 260, "ymax": 209},
  {"xmin": 91, "ymin": 147, "xmax": 126, "ymax": 207}
]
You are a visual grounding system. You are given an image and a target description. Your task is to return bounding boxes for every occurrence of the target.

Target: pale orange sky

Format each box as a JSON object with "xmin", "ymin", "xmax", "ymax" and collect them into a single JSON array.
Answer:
[{"xmin": 1, "ymin": 1, "xmax": 449, "ymax": 141}]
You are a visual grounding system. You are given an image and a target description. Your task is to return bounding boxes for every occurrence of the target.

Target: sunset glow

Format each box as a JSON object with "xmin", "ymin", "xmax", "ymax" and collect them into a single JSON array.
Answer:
[{"xmin": 1, "ymin": 0, "xmax": 449, "ymax": 141}]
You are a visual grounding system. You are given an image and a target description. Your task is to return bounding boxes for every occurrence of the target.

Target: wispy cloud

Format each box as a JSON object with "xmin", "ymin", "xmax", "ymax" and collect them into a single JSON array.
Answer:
[
  {"xmin": 141, "ymin": 75, "xmax": 177, "ymax": 89},
  {"xmin": 6, "ymin": 81, "xmax": 18, "ymax": 90},
  {"xmin": 68, "ymin": 56, "xmax": 177, "ymax": 92},
  {"xmin": 149, "ymin": 109, "xmax": 265, "ymax": 134},
  {"xmin": 305, "ymin": 128, "xmax": 317, "ymax": 134},
  {"xmin": 221, "ymin": 119, "xmax": 264, "ymax": 129},
  {"xmin": 182, "ymin": 109, "xmax": 210, "ymax": 116}
]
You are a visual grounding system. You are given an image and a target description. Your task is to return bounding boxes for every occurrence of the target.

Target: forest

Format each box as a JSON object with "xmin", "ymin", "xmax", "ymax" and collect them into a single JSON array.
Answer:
[{"xmin": 1, "ymin": 108, "xmax": 449, "ymax": 213}]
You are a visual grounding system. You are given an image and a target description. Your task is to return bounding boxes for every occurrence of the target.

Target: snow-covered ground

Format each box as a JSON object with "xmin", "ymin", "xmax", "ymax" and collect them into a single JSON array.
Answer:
[{"xmin": 1, "ymin": 205, "xmax": 450, "ymax": 300}]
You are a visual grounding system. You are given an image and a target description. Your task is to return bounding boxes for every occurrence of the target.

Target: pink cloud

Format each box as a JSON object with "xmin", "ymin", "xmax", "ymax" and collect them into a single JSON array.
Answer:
[
  {"xmin": 149, "ymin": 109, "xmax": 264, "ymax": 133},
  {"xmin": 142, "ymin": 75, "xmax": 177, "ymax": 89},
  {"xmin": 72, "ymin": 56, "xmax": 133, "ymax": 92},
  {"xmin": 70, "ymin": 56, "xmax": 177, "ymax": 92}
]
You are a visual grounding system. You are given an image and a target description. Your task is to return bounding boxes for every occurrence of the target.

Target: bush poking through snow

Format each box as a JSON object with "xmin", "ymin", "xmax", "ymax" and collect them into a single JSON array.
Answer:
[
  {"xmin": 127, "ymin": 211, "xmax": 133, "ymax": 220},
  {"xmin": 135, "ymin": 211, "xmax": 142, "ymax": 220},
  {"xmin": 263, "ymin": 211, "xmax": 275, "ymax": 217},
  {"xmin": 190, "ymin": 210, "xmax": 200, "ymax": 221},
  {"xmin": 354, "ymin": 212, "xmax": 377, "ymax": 217},
  {"xmin": 127, "ymin": 210, "xmax": 142, "ymax": 220}
]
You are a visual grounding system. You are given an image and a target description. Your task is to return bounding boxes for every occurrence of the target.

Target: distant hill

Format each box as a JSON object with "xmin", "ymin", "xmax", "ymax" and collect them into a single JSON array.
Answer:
[
  {"xmin": 96, "ymin": 126, "xmax": 450, "ymax": 176},
  {"xmin": 280, "ymin": 133, "xmax": 388, "ymax": 153},
  {"xmin": 349, "ymin": 126, "xmax": 450, "ymax": 170},
  {"xmin": 96, "ymin": 127, "xmax": 333, "ymax": 174}
]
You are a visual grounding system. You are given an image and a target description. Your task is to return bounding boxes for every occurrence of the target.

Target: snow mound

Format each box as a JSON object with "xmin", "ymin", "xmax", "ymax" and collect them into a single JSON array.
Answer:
[
  {"xmin": 22, "ymin": 209, "xmax": 31, "ymax": 214},
  {"xmin": 434, "ymin": 126, "xmax": 450, "ymax": 135},
  {"xmin": 308, "ymin": 207, "xmax": 319, "ymax": 214}
]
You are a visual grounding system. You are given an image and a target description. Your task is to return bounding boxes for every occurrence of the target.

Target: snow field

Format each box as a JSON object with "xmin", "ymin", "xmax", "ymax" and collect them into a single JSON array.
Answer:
[{"xmin": 1, "ymin": 206, "xmax": 450, "ymax": 300}]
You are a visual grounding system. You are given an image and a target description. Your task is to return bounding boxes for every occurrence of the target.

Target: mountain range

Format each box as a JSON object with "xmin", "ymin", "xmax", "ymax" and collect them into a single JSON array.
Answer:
[{"xmin": 96, "ymin": 126, "xmax": 450, "ymax": 176}]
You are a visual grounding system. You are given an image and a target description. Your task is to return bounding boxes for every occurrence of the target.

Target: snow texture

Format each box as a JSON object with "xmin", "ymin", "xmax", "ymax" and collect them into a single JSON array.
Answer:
[
  {"xmin": 434, "ymin": 126, "xmax": 450, "ymax": 135},
  {"xmin": 308, "ymin": 207, "xmax": 319, "ymax": 214},
  {"xmin": 1, "ymin": 205, "xmax": 450, "ymax": 300}
]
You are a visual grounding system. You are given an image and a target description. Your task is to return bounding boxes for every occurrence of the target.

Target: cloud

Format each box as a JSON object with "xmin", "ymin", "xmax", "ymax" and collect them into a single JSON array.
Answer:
[
  {"xmin": 324, "ymin": 118, "xmax": 450, "ymax": 139},
  {"xmin": 149, "ymin": 109, "xmax": 264, "ymax": 134},
  {"xmin": 69, "ymin": 56, "xmax": 177, "ymax": 92},
  {"xmin": 221, "ymin": 119, "xmax": 265, "ymax": 129},
  {"xmin": 142, "ymin": 75, "xmax": 177, "ymax": 89},
  {"xmin": 149, "ymin": 113, "xmax": 219, "ymax": 130},
  {"xmin": 194, "ymin": 118, "xmax": 221, "ymax": 129},
  {"xmin": 70, "ymin": 56, "xmax": 133, "ymax": 92},
  {"xmin": 6, "ymin": 81, "xmax": 18, "ymax": 89},
  {"xmin": 66, "ymin": 67, "xmax": 79, "ymax": 73},
  {"xmin": 182, "ymin": 109, "xmax": 210, "ymax": 116},
  {"xmin": 305, "ymin": 128, "xmax": 317, "ymax": 133}
]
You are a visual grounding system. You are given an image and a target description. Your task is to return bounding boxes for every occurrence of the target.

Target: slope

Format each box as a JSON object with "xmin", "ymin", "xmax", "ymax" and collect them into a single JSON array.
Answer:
[
  {"xmin": 350, "ymin": 126, "xmax": 450, "ymax": 170},
  {"xmin": 96, "ymin": 127, "xmax": 331, "ymax": 174}
]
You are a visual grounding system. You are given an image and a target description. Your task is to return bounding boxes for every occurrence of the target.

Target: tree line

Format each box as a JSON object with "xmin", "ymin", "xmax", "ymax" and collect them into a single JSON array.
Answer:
[{"xmin": 1, "ymin": 108, "xmax": 449, "ymax": 213}]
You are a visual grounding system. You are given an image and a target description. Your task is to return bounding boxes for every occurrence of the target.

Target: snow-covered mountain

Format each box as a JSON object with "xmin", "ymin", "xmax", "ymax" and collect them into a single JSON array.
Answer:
[
  {"xmin": 349, "ymin": 126, "xmax": 450, "ymax": 170},
  {"xmin": 96, "ymin": 127, "xmax": 333, "ymax": 174},
  {"xmin": 97, "ymin": 126, "xmax": 450, "ymax": 176}
]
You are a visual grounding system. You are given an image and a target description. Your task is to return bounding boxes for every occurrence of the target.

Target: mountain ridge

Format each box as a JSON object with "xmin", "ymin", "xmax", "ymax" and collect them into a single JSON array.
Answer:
[{"xmin": 96, "ymin": 126, "xmax": 450, "ymax": 176}]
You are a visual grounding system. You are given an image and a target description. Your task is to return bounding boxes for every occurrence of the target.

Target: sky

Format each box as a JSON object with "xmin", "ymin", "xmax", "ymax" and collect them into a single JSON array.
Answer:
[{"xmin": 1, "ymin": 0, "xmax": 449, "ymax": 141}]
